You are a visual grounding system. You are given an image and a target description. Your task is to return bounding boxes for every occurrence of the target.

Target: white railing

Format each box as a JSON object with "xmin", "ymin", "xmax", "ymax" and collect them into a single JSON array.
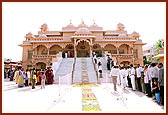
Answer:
[
  {"xmin": 54, "ymin": 73, "xmax": 72, "ymax": 103},
  {"xmin": 52, "ymin": 57, "xmax": 63, "ymax": 83}
]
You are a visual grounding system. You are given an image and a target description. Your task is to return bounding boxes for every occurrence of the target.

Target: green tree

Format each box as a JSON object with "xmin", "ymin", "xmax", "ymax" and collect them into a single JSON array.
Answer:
[
  {"xmin": 155, "ymin": 39, "xmax": 163, "ymax": 55},
  {"xmin": 143, "ymin": 56, "xmax": 151, "ymax": 65}
]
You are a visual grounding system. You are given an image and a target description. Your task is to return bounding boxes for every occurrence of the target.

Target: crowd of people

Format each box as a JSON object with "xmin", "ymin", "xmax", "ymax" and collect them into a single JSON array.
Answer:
[
  {"xmin": 4, "ymin": 67, "xmax": 54, "ymax": 89},
  {"xmin": 93, "ymin": 54, "xmax": 164, "ymax": 106}
]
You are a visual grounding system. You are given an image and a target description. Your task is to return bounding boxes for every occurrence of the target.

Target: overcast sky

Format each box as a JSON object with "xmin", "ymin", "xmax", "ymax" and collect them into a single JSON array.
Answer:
[{"xmin": 2, "ymin": 2, "xmax": 166, "ymax": 61}]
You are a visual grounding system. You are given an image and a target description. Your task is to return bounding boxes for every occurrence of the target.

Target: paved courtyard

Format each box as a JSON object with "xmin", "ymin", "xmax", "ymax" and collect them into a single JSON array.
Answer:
[{"xmin": 2, "ymin": 79, "xmax": 165, "ymax": 113}]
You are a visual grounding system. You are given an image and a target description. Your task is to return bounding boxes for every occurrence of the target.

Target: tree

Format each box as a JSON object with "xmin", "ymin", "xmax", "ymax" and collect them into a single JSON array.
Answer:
[
  {"xmin": 155, "ymin": 39, "xmax": 163, "ymax": 55},
  {"xmin": 143, "ymin": 56, "xmax": 151, "ymax": 65}
]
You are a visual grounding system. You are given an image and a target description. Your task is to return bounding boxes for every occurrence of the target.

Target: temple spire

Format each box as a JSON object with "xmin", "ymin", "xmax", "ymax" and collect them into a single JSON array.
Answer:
[
  {"xmin": 81, "ymin": 18, "xmax": 84, "ymax": 24},
  {"xmin": 93, "ymin": 19, "xmax": 96, "ymax": 24},
  {"xmin": 70, "ymin": 19, "xmax": 72, "ymax": 24}
]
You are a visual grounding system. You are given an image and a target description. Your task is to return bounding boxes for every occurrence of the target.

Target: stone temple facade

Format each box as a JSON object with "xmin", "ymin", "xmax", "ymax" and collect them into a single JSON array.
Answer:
[{"xmin": 19, "ymin": 20, "xmax": 146, "ymax": 70}]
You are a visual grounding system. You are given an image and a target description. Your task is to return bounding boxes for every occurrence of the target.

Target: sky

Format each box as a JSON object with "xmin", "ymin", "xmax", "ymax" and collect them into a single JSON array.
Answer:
[{"xmin": 2, "ymin": 2, "xmax": 166, "ymax": 62}]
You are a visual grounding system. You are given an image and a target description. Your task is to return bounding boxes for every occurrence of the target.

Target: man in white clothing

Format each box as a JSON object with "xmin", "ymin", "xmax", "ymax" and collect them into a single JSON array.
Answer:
[
  {"xmin": 136, "ymin": 64, "xmax": 142, "ymax": 92},
  {"xmin": 130, "ymin": 64, "xmax": 136, "ymax": 91},
  {"xmin": 120, "ymin": 67, "xmax": 127, "ymax": 89},
  {"xmin": 110, "ymin": 66, "xmax": 120, "ymax": 91}
]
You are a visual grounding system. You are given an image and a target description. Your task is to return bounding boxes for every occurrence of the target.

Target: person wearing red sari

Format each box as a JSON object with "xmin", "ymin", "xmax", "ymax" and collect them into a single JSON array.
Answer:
[{"xmin": 45, "ymin": 67, "xmax": 54, "ymax": 84}]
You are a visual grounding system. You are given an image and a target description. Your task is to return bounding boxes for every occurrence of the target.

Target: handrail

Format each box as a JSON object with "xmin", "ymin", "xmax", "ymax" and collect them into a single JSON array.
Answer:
[
  {"xmin": 72, "ymin": 57, "xmax": 76, "ymax": 84},
  {"xmin": 91, "ymin": 57, "xmax": 98, "ymax": 82}
]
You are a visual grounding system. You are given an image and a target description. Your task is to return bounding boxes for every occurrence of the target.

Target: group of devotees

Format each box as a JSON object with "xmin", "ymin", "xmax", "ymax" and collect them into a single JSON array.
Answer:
[
  {"xmin": 5, "ymin": 66, "xmax": 54, "ymax": 89},
  {"xmin": 93, "ymin": 54, "xmax": 164, "ymax": 106}
]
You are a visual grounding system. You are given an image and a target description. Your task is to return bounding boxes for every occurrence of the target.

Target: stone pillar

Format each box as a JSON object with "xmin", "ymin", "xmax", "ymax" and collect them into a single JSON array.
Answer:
[
  {"xmin": 74, "ymin": 39, "xmax": 77, "ymax": 58},
  {"xmin": 117, "ymin": 48, "xmax": 119, "ymax": 54},
  {"xmin": 90, "ymin": 45, "xmax": 93, "ymax": 57},
  {"xmin": 102, "ymin": 49, "xmax": 104, "ymax": 56},
  {"xmin": 47, "ymin": 48, "xmax": 49, "ymax": 55}
]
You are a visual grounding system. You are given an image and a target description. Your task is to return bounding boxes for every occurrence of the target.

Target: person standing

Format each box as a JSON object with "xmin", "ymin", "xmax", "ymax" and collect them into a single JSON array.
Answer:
[
  {"xmin": 97, "ymin": 62, "xmax": 103, "ymax": 83},
  {"xmin": 158, "ymin": 63, "xmax": 164, "ymax": 105},
  {"xmin": 17, "ymin": 68, "xmax": 24, "ymax": 87},
  {"xmin": 110, "ymin": 66, "xmax": 120, "ymax": 91},
  {"xmin": 144, "ymin": 65, "xmax": 152, "ymax": 97},
  {"xmin": 136, "ymin": 64, "xmax": 142, "ymax": 92},
  {"xmin": 152, "ymin": 80, "xmax": 161, "ymax": 105},
  {"xmin": 27, "ymin": 69, "xmax": 31, "ymax": 85},
  {"xmin": 9, "ymin": 70, "xmax": 14, "ymax": 81},
  {"xmin": 45, "ymin": 67, "xmax": 54, "ymax": 84},
  {"xmin": 150, "ymin": 63, "xmax": 159, "ymax": 97},
  {"xmin": 107, "ymin": 55, "xmax": 111, "ymax": 70},
  {"xmin": 40, "ymin": 72, "xmax": 46, "ymax": 89},
  {"xmin": 14, "ymin": 68, "xmax": 19, "ymax": 84},
  {"xmin": 111, "ymin": 59, "xmax": 114, "ymax": 69},
  {"xmin": 25, "ymin": 69, "xmax": 29, "ymax": 86},
  {"xmin": 31, "ymin": 69, "xmax": 36, "ymax": 89},
  {"xmin": 130, "ymin": 64, "xmax": 136, "ymax": 91},
  {"xmin": 127, "ymin": 66, "xmax": 132, "ymax": 88},
  {"xmin": 93, "ymin": 54, "xmax": 97, "ymax": 64},
  {"xmin": 120, "ymin": 67, "xmax": 127, "ymax": 90},
  {"xmin": 141, "ymin": 66, "xmax": 146, "ymax": 93}
]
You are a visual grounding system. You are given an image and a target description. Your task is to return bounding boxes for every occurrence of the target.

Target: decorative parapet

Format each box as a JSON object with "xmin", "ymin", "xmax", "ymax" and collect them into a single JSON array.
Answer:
[
  {"xmin": 103, "ymin": 36, "xmax": 136, "ymax": 40},
  {"xmin": 27, "ymin": 37, "xmax": 63, "ymax": 41},
  {"xmin": 32, "ymin": 55, "xmax": 57, "ymax": 59},
  {"xmin": 38, "ymin": 31, "xmax": 61, "ymax": 35},
  {"xmin": 111, "ymin": 54, "xmax": 134, "ymax": 57}
]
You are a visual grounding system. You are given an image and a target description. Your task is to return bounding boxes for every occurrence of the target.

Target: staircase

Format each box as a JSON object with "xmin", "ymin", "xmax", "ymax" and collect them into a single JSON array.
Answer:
[
  {"xmin": 73, "ymin": 58, "xmax": 97, "ymax": 84},
  {"xmin": 54, "ymin": 58, "xmax": 74, "ymax": 84}
]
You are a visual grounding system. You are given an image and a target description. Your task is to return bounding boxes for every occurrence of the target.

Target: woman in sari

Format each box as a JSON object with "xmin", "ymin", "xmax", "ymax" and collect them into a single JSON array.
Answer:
[
  {"xmin": 17, "ymin": 69, "xmax": 24, "ymax": 87},
  {"xmin": 14, "ymin": 68, "xmax": 19, "ymax": 84}
]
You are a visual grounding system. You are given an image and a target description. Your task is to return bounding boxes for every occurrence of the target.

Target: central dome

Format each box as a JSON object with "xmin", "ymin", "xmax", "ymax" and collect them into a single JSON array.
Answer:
[{"xmin": 75, "ymin": 28, "xmax": 91, "ymax": 35}]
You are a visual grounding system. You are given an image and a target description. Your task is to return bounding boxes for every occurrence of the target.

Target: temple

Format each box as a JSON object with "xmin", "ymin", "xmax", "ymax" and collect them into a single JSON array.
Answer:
[{"xmin": 19, "ymin": 20, "xmax": 146, "ymax": 70}]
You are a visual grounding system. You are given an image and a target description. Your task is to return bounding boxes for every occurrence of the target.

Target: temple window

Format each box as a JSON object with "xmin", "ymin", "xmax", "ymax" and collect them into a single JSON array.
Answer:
[
  {"xmin": 109, "ymin": 50, "xmax": 117, "ymax": 54},
  {"xmin": 119, "ymin": 50, "xmax": 124, "ymax": 54},
  {"xmin": 41, "ymin": 50, "xmax": 47, "ymax": 55},
  {"xmin": 28, "ymin": 51, "xmax": 33, "ymax": 59},
  {"xmin": 133, "ymin": 49, "xmax": 138, "ymax": 58},
  {"xmin": 27, "ymin": 65, "xmax": 33, "ymax": 70}
]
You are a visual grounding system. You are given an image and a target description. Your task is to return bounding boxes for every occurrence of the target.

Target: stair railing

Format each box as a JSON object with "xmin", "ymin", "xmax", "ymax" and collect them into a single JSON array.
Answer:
[
  {"xmin": 91, "ymin": 57, "xmax": 98, "ymax": 82},
  {"xmin": 71, "ymin": 57, "xmax": 76, "ymax": 84}
]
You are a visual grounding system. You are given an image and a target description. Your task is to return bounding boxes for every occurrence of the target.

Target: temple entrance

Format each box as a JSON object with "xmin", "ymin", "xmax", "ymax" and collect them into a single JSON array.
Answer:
[
  {"xmin": 35, "ymin": 62, "xmax": 46, "ymax": 69},
  {"xmin": 76, "ymin": 41, "xmax": 90, "ymax": 57}
]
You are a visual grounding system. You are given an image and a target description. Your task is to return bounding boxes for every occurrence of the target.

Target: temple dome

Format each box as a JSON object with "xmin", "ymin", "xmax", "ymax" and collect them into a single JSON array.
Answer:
[
  {"xmin": 26, "ymin": 32, "xmax": 33, "ymax": 38},
  {"xmin": 90, "ymin": 23, "xmax": 98, "ymax": 27},
  {"xmin": 75, "ymin": 28, "xmax": 91, "ymax": 35},
  {"xmin": 117, "ymin": 23, "xmax": 124, "ymax": 28},
  {"xmin": 78, "ymin": 20, "xmax": 88, "ymax": 27},
  {"xmin": 66, "ymin": 23, "xmax": 75, "ymax": 27},
  {"xmin": 132, "ymin": 31, "xmax": 139, "ymax": 36},
  {"xmin": 40, "ymin": 23, "xmax": 48, "ymax": 32}
]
